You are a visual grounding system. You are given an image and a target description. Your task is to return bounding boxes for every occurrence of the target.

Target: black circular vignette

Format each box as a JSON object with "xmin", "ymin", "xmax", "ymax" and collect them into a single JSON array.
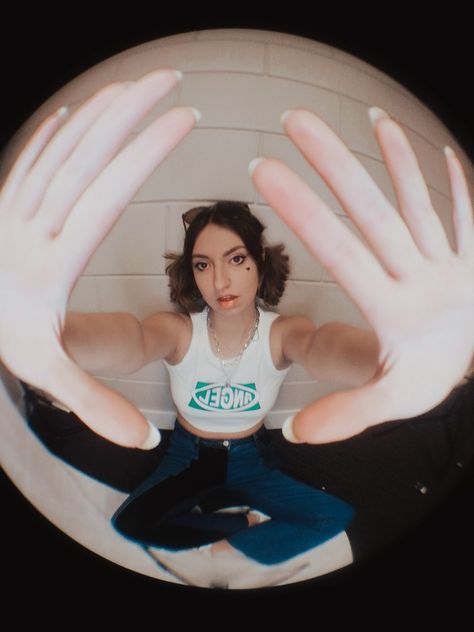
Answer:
[{"xmin": 1, "ymin": 11, "xmax": 472, "ymax": 615}]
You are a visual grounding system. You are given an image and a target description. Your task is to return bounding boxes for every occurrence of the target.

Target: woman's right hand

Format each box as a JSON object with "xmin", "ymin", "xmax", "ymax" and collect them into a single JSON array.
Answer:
[{"xmin": 0, "ymin": 68, "xmax": 199, "ymax": 447}]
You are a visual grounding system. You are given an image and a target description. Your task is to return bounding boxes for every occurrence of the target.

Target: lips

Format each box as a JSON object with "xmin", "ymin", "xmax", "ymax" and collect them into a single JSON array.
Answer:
[{"xmin": 218, "ymin": 295, "xmax": 238, "ymax": 302}]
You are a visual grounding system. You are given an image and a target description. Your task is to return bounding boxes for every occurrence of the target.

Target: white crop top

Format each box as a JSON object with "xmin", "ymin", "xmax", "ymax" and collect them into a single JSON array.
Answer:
[{"xmin": 163, "ymin": 306, "xmax": 292, "ymax": 433}]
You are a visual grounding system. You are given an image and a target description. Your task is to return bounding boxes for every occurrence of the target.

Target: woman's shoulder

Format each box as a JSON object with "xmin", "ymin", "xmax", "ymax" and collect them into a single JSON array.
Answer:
[
  {"xmin": 141, "ymin": 310, "xmax": 195, "ymax": 364},
  {"xmin": 142, "ymin": 309, "xmax": 191, "ymax": 332},
  {"xmin": 269, "ymin": 313, "xmax": 317, "ymax": 362},
  {"xmin": 266, "ymin": 312, "xmax": 315, "ymax": 370},
  {"xmin": 268, "ymin": 311, "xmax": 316, "ymax": 334},
  {"xmin": 160, "ymin": 309, "xmax": 207, "ymax": 365}
]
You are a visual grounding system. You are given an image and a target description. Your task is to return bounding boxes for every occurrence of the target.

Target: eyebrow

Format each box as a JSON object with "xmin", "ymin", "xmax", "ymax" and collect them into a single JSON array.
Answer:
[{"xmin": 192, "ymin": 245, "xmax": 246, "ymax": 259}]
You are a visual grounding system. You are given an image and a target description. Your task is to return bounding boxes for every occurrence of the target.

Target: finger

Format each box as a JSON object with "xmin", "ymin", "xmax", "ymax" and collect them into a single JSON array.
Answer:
[
  {"xmin": 444, "ymin": 146, "xmax": 474, "ymax": 258},
  {"xmin": 46, "ymin": 352, "xmax": 160, "ymax": 448},
  {"xmin": 370, "ymin": 109, "xmax": 452, "ymax": 261},
  {"xmin": 280, "ymin": 109, "xmax": 422, "ymax": 279},
  {"xmin": 34, "ymin": 68, "xmax": 183, "ymax": 237},
  {"xmin": 11, "ymin": 82, "xmax": 130, "ymax": 221},
  {"xmin": 250, "ymin": 157, "xmax": 395, "ymax": 329},
  {"xmin": 0, "ymin": 108, "xmax": 66, "ymax": 208},
  {"xmin": 57, "ymin": 106, "xmax": 198, "ymax": 282}
]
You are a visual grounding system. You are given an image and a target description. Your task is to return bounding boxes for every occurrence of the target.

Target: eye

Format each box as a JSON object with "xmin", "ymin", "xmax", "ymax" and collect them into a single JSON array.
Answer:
[
  {"xmin": 194, "ymin": 261, "xmax": 208, "ymax": 271},
  {"xmin": 231, "ymin": 255, "xmax": 247, "ymax": 265}
]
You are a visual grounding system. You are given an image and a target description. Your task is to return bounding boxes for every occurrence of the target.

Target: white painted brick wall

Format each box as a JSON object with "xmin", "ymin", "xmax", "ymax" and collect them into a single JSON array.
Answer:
[{"xmin": 3, "ymin": 28, "xmax": 473, "ymax": 430}]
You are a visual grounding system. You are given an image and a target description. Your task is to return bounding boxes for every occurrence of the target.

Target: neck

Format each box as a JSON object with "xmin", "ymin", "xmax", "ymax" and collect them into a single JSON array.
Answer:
[{"xmin": 207, "ymin": 303, "xmax": 259, "ymax": 342}]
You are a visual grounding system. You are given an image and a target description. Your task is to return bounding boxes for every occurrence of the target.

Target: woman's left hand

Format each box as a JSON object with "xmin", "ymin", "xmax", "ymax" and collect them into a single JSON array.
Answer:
[{"xmin": 250, "ymin": 108, "xmax": 474, "ymax": 443}]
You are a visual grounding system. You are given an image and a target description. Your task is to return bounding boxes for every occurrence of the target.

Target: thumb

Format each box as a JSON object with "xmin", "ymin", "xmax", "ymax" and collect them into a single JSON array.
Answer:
[
  {"xmin": 42, "ymin": 353, "xmax": 161, "ymax": 449},
  {"xmin": 282, "ymin": 382, "xmax": 391, "ymax": 444}
]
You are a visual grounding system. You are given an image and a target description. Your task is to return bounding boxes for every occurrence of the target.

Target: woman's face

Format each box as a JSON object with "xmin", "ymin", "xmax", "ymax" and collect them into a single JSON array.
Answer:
[{"xmin": 191, "ymin": 223, "xmax": 260, "ymax": 315}]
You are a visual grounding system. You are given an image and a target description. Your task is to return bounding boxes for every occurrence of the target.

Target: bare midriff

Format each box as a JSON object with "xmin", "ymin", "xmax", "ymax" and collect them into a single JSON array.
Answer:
[{"xmin": 175, "ymin": 410, "xmax": 264, "ymax": 439}]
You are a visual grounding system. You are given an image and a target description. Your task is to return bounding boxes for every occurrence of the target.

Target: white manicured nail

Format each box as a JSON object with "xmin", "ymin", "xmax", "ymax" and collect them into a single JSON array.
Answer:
[
  {"xmin": 444, "ymin": 145, "xmax": 455, "ymax": 159},
  {"xmin": 368, "ymin": 106, "xmax": 390, "ymax": 128},
  {"xmin": 56, "ymin": 106, "xmax": 69, "ymax": 119},
  {"xmin": 280, "ymin": 110, "xmax": 293, "ymax": 126},
  {"xmin": 248, "ymin": 157, "xmax": 265, "ymax": 177},
  {"xmin": 139, "ymin": 420, "xmax": 161, "ymax": 450},
  {"xmin": 282, "ymin": 414, "xmax": 304, "ymax": 444},
  {"xmin": 189, "ymin": 107, "xmax": 201, "ymax": 123},
  {"xmin": 174, "ymin": 70, "xmax": 184, "ymax": 81}
]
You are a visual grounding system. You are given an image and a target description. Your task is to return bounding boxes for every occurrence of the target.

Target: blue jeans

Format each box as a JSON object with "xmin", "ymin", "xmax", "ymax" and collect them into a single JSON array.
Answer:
[{"xmin": 112, "ymin": 420, "xmax": 354, "ymax": 565}]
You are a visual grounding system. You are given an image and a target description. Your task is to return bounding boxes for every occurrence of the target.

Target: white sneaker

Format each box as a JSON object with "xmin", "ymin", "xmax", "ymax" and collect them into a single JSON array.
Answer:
[
  {"xmin": 146, "ymin": 545, "xmax": 220, "ymax": 588},
  {"xmin": 271, "ymin": 531, "xmax": 354, "ymax": 586},
  {"xmin": 146, "ymin": 532, "xmax": 353, "ymax": 589},
  {"xmin": 211, "ymin": 548, "xmax": 310, "ymax": 590}
]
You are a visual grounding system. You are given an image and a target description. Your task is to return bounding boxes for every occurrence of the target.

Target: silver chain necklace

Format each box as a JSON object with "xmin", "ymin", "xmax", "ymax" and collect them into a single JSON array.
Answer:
[{"xmin": 207, "ymin": 305, "xmax": 260, "ymax": 387}]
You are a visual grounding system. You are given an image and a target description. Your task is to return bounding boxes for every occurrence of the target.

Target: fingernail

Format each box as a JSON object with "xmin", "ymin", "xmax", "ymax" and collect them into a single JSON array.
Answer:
[
  {"xmin": 139, "ymin": 420, "xmax": 161, "ymax": 450},
  {"xmin": 248, "ymin": 157, "xmax": 265, "ymax": 177},
  {"xmin": 55, "ymin": 106, "xmax": 69, "ymax": 119},
  {"xmin": 444, "ymin": 145, "xmax": 455, "ymax": 159},
  {"xmin": 189, "ymin": 107, "xmax": 201, "ymax": 123},
  {"xmin": 280, "ymin": 110, "xmax": 293, "ymax": 126},
  {"xmin": 282, "ymin": 414, "xmax": 304, "ymax": 444},
  {"xmin": 142, "ymin": 68, "xmax": 183, "ymax": 84},
  {"xmin": 368, "ymin": 106, "xmax": 390, "ymax": 128}
]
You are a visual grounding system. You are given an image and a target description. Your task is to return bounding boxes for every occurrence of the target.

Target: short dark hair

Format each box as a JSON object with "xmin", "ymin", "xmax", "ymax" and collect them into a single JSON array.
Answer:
[{"xmin": 164, "ymin": 201, "xmax": 290, "ymax": 313}]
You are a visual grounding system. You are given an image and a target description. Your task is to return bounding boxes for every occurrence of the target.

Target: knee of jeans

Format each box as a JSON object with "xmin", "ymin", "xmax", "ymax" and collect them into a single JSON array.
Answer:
[
  {"xmin": 339, "ymin": 500, "xmax": 355, "ymax": 527},
  {"xmin": 303, "ymin": 497, "xmax": 355, "ymax": 533},
  {"xmin": 327, "ymin": 499, "xmax": 355, "ymax": 531}
]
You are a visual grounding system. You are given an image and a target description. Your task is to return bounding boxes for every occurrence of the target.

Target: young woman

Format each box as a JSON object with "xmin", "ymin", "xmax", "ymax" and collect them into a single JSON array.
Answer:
[
  {"xmin": 108, "ymin": 200, "xmax": 355, "ymax": 588},
  {"xmin": 17, "ymin": 200, "xmax": 358, "ymax": 589},
  {"xmin": 1, "ymin": 68, "xmax": 473, "ymax": 587}
]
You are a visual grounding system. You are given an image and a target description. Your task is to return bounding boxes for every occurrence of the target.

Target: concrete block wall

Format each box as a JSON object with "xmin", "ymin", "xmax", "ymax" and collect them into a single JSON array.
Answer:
[{"xmin": 3, "ymin": 28, "xmax": 473, "ymax": 430}]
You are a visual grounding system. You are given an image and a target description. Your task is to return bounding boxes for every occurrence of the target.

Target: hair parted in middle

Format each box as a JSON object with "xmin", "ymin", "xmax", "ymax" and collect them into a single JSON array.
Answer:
[{"xmin": 164, "ymin": 201, "xmax": 291, "ymax": 313}]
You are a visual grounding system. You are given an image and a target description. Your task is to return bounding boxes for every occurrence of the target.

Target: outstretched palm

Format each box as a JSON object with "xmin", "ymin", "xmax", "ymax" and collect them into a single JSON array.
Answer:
[
  {"xmin": 0, "ymin": 69, "xmax": 197, "ymax": 446},
  {"xmin": 250, "ymin": 109, "xmax": 474, "ymax": 443}
]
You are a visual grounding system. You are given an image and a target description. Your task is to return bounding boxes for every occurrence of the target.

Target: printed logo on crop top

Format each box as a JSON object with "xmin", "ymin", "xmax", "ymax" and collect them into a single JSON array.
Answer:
[{"xmin": 188, "ymin": 382, "xmax": 260, "ymax": 413}]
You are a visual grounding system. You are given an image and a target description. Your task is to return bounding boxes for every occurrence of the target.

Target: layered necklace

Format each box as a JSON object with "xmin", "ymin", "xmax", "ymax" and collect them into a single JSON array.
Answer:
[{"xmin": 207, "ymin": 305, "xmax": 260, "ymax": 387}]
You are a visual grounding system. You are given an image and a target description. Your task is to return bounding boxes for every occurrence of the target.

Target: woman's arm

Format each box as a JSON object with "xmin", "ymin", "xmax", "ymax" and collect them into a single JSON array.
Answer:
[
  {"xmin": 280, "ymin": 317, "xmax": 379, "ymax": 387},
  {"xmin": 282, "ymin": 317, "xmax": 472, "ymax": 389},
  {"xmin": 62, "ymin": 311, "xmax": 146, "ymax": 375},
  {"xmin": 307, "ymin": 322, "xmax": 380, "ymax": 387},
  {"xmin": 63, "ymin": 310, "xmax": 185, "ymax": 375}
]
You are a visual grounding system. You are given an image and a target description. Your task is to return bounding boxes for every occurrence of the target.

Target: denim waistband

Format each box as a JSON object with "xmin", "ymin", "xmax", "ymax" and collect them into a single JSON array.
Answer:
[{"xmin": 173, "ymin": 419, "xmax": 269, "ymax": 448}]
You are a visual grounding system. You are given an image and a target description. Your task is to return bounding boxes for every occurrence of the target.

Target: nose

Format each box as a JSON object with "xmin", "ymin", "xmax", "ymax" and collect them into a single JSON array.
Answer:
[{"xmin": 213, "ymin": 263, "xmax": 231, "ymax": 291}]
